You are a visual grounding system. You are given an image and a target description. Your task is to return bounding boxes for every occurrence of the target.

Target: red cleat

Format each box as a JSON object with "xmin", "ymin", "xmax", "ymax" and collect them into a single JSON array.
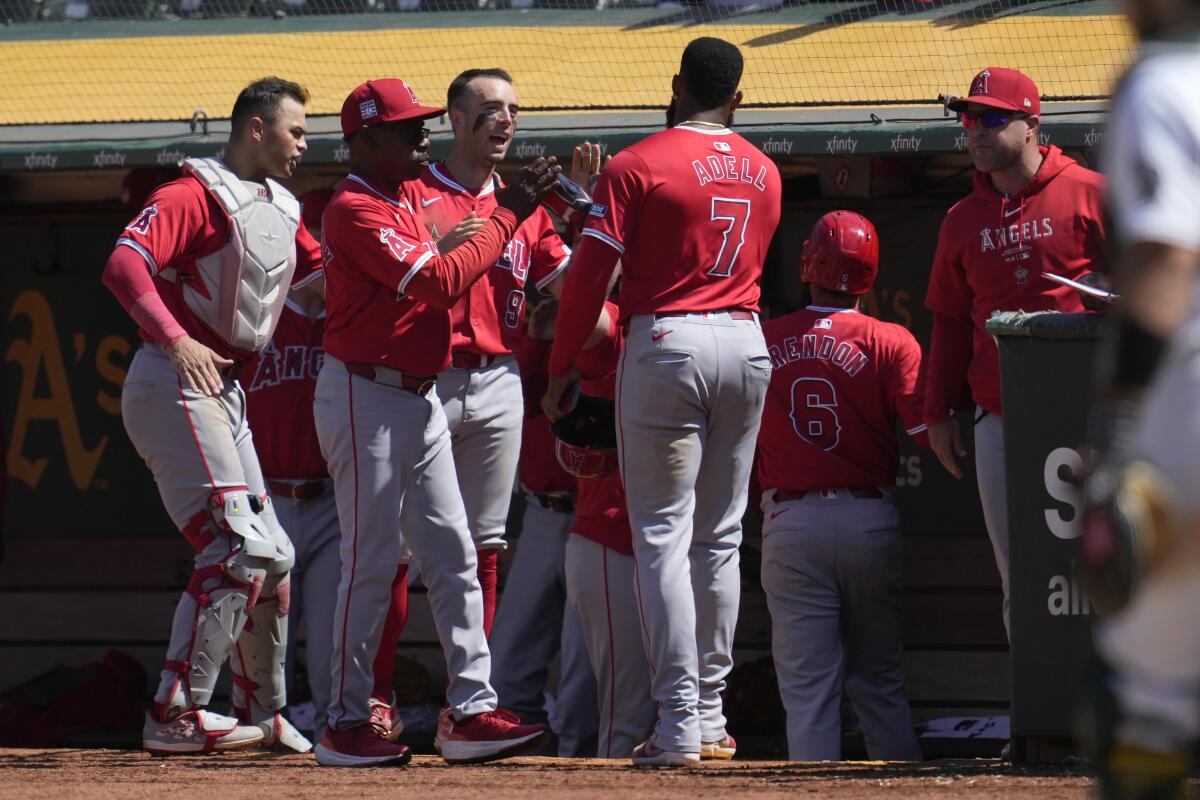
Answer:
[{"xmin": 434, "ymin": 708, "xmax": 549, "ymax": 764}]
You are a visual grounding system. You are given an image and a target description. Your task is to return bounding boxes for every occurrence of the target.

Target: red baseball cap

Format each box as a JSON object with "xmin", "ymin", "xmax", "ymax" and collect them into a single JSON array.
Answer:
[
  {"xmin": 340, "ymin": 78, "xmax": 445, "ymax": 137},
  {"xmin": 947, "ymin": 67, "xmax": 1040, "ymax": 116}
]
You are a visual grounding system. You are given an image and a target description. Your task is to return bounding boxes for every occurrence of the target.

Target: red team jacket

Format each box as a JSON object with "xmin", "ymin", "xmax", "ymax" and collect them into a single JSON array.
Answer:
[
  {"xmin": 115, "ymin": 177, "xmax": 324, "ymax": 363},
  {"xmin": 550, "ymin": 125, "xmax": 782, "ymax": 374},
  {"xmin": 757, "ymin": 306, "xmax": 928, "ymax": 493},
  {"xmin": 321, "ymin": 174, "xmax": 520, "ymax": 375},
  {"xmin": 242, "ymin": 301, "xmax": 327, "ymax": 480},
  {"xmin": 923, "ymin": 146, "xmax": 1106, "ymax": 421},
  {"xmin": 571, "ymin": 302, "xmax": 633, "ymax": 556},
  {"xmin": 403, "ymin": 162, "xmax": 571, "ymax": 356}
]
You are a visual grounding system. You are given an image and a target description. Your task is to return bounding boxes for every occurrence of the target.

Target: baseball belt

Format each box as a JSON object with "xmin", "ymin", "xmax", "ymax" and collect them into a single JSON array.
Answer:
[
  {"xmin": 775, "ymin": 487, "xmax": 885, "ymax": 502},
  {"xmin": 344, "ymin": 362, "xmax": 437, "ymax": 396},
  {"xmin": 530, "ymin": 491, "xmax": 576, "ymax": 513},
  {"xmin": 450, "ymin": 351, "xmax": 507, "ymax": 370},
  {"xmin": 266, "ymin": 478, "xmax": 330, "ymax": 502},
  {"xmin": 655, "ymin": 309, "xmax": 756, "ymax": 321}
]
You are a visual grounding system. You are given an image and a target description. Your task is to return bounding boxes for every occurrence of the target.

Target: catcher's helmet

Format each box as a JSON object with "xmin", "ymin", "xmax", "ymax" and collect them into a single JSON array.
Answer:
[
  {"xmin": 551, "ymin": 393, "xmax": 619, "ymax": 480},
  {"xmin": 800, "ymin": 211, "xmax": 879, "ymax": 295}
]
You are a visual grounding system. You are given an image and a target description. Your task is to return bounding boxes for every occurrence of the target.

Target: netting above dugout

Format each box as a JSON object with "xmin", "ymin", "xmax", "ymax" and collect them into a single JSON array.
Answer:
[{"xmin": 0, "ymin": 0, "xmax": 1134, "ymax": 125}]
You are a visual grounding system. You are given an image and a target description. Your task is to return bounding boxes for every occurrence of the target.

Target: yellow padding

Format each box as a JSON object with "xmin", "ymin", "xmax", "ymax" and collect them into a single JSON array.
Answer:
[{"xmin": 0, "ymin": 17, "xmax": 1134, "ymax": 125}]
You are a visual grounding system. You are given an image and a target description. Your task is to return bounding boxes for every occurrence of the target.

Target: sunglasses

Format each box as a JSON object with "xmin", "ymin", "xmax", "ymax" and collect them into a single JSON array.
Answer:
[
  {"xmin": 373, "ymin": 122, "xmax": 431, "ymax": 144},
  {"xmin": 961, "ymin": 109, "xmax": 1029, "ymax": 129}
]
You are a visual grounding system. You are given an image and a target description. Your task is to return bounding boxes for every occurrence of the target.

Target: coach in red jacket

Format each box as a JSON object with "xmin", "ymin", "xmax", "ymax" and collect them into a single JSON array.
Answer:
[{"xmin": 924, "ymin": 67, "xmax": 1108, "ymax": 638}]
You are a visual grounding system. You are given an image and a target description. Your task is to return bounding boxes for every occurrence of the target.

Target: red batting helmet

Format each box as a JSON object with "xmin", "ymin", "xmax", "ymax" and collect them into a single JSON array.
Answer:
[
  {"xmin": 552, "ymin": 393, "xmax": 619, "ymax": 480},
  {"xmin": 800, "ymin": 211, "xmax": 879, "ymax": 295}
]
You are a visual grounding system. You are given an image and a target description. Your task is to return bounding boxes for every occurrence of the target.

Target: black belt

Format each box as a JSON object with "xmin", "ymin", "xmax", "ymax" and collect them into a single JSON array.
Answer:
[
  {"xmin": 267, "ymin": 478, "xmax": 330, "ymax": 501},
  {"xmin": 775, "ymin": 487, "xmax": 884, "ymax": 502},
  {"xmin": 531, "ymin": 492, "xmax": 575, "ymax": 513}
]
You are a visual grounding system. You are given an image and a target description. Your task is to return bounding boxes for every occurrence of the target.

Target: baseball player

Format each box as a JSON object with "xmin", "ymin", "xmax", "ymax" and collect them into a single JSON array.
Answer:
[
  {"xmin": 100, "ymin": 77, "xmax": 320, "ymax": 754},
  {"xmin": 556, "ymin": 299, "xmax": 659, "ymax": 759},
  {"xmin": 486, "ymin": 298, "xmax": 599, "ymax": 756},
  {"xmin": 1078, "ymin": 4, "xmax": 1200, "ymax": 796},
  {"xmin": 757, "ymin": 211, "xmax": 925, "ymax": 761},
  {"xmin": 241, "ymin": 188, "xmax": 338, "ymax": 745},
  {"xmin": 313, "ymin": 77, "xmax": 559, "ymax": 767},
  {"xmin": 544, "ymin": 37, "xmax": 783, "ymax": 765},
  {"xmin": 926, "ymin": 67, "xmax": 1107, "ymax": 636},
  {"xmin": 399, "ymin": 67, "xmax": 572, "ymax": 636}
]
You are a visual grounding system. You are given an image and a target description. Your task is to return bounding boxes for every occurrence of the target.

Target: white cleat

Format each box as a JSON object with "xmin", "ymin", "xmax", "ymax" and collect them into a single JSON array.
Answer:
[
  {"xmin": 143, "ymin": 709, "xmax": 264, "ymax": 755},
  {"xmin": 631, "ymin": 738, "xmax": 701, "ymax": 767},
  {"xmin": 700, "ymin": 734, "xmax": 736, "ymax": 760}
]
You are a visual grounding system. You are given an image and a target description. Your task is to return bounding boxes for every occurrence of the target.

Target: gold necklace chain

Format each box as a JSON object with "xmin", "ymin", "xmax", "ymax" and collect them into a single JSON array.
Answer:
[{"xmin": 678, "ymin": 119, "xmax": 726, "ymax": 128}]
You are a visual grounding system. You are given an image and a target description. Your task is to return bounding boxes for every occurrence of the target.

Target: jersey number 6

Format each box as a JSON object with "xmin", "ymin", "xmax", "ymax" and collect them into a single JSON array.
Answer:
[
  {"xmin": 789, "ymin": 377, "xmax": 842, "ymax": 451},
  {"xmin": 707, "ymin": 197, "xmax": 751, "ymax": 278}
]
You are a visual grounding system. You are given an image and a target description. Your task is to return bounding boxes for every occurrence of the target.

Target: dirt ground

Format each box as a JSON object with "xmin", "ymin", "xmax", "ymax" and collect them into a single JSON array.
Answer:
[{"xmin": 0, "ymin": 748, "xmax": 1157, "ymax": 800}]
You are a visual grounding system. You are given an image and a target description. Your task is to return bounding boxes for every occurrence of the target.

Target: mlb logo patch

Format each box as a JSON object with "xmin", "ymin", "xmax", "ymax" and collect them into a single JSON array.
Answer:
[
  {"xmin": 360, "ymin": 99, "xmax": 378, "ymax": 120},
  {"xmin": 587, "ymin": 203, "xmax": 608, "ymax": 218},
  {"xmin": 815, "ymin": 318, "xmax": 832, "ymax": 329},
  {"xmin": 714, "ymin": 141, "xmax": 731, "ymax": 152}
]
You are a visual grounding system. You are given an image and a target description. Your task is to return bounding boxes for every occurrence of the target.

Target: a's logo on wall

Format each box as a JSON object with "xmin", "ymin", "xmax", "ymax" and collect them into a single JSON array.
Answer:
[{"xmin": 6, "ymin": 290, "xmax": 127, "ymax": 491}]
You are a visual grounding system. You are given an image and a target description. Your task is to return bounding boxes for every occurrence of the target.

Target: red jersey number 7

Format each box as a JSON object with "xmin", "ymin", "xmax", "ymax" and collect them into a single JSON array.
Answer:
[{"xmin": 707, "ymin": 197, "xmax": 751, "ymax": 278}]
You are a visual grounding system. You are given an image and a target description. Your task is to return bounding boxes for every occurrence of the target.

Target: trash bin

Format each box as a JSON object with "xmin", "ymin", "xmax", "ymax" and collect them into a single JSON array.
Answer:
[{"xmin": 986, "ymin": 310, "xmax": 1105, "ymax": 754}]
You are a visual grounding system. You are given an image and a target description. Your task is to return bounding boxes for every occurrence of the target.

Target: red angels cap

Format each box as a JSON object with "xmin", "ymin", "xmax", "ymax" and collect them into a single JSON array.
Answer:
[
  {"xmin": 947, "ymin": 67, "xmax": 1040, "ymax": 116},
  {"xmin": 340, "ymin": 78, "xmax": 446, "ymax": 137}
]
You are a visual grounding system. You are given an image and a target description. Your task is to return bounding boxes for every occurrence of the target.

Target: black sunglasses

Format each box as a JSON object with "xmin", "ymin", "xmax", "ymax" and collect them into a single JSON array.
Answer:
[{"xmin": 373, "ymin": 122, "xmax": 430, "ymax": 144}]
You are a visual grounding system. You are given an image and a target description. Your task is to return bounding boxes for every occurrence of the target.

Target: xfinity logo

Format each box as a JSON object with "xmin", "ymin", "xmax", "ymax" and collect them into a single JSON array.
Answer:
[
  {"xmin": 92, "ymin": 150, "xmax": 126, "ymax": 168},
  {"xmin": 156, "ymin": 148, "xmax": 185, "ymax": 166},
  {"xmin": 761, "ymin": 137, "xmax": 794, "ymax": 155},
  {"xmin": 514, "ymin": 141, "xmax": 546, "ymax": 159},
  {"xmin": 1084, "ymin": 128, "xmax": 1105, "ymax": 148},
  {"xmin": 1039, "ymin": 131, "xmax": 1051, "ymax": 146},
  {"xmin": 890, "ymin": 134, "xmax": 921, "ymax": 153},
  {"xmin": 24, "ymin": 152, "xmax": 58, "ymax": 170},
  {"xmin": 954, "ymin": 131, "xmax": 968, "ymax": 151},
  {"xmin": 825, "ymin": 136, "xmax": 857, "ymax": 155},
  {"xmin": 334, "ymin": 143, "xmax": 350, "ymax": 163}
]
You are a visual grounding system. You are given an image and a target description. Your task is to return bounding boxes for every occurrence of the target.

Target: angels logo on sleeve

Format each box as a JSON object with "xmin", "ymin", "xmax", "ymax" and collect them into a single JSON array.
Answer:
[
  {"xmin": 126, "ymin": 204, "xmax": 158, "ymax": 234},
  {"xmin": 380, "ymin": 228, "xmax": 416, "ymax": 262}
]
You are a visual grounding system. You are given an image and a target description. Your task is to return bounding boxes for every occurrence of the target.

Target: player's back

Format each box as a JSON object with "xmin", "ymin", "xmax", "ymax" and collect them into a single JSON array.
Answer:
[
  {"xmin": 757, "ymin": 306, "xmax": 925, "ymax": 492},
  {"xmin": 586, "ymin": 125, "xmax": 782, "ymax": 319}
]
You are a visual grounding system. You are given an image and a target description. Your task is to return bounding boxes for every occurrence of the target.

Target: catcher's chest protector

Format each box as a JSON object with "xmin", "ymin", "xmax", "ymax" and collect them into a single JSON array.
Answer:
[{"xmin": 170, "ymin": 157, "xmax": 301, "ymax": 352}]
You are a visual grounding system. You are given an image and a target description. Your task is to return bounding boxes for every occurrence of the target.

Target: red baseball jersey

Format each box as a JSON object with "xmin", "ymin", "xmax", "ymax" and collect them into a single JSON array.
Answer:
[
  {"xmin": 115, "ymin": 176, "xmax": 323, "ymax": 362},
  {"xmin": 403, "ymin": 163, "xmax": 571, "ymax": 355},
  {"xmin": 242, "ymin": 301, "xmax": 327, "ymax": 480},
  {"xmin": 583, "ymin": 125, "xmax": 782, "ymax": 321},
  {"xmin": 570, "ymin": 302, "xmax": 632, "ymax": 556},
  {"xmin": 520, "ymin": 416, "xmax": 576, "ymax": 495},
  {"xmin": 322, "ymin": 175, "xmax": 453, "ymax": 375},
  {"xmin": 757, "ymin": 306, "xmax": 927, "ymax": 492},
  {"xmin": 924, "ymin": 145, "xmax": 1106, "ymax": 419},
  {"xmin": 514, "ymin": 330, "xmax": 576, "ymax": 495}
]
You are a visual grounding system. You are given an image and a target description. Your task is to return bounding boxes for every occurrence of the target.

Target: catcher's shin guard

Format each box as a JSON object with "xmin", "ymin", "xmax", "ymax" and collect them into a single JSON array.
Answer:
[
  {"xmin": 156, "ymin": 487, "xmax": 284, "ymax": 715},
  {"xmin": 231, "ymin": 572, "xmax": 291, "ymax": 716}
]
